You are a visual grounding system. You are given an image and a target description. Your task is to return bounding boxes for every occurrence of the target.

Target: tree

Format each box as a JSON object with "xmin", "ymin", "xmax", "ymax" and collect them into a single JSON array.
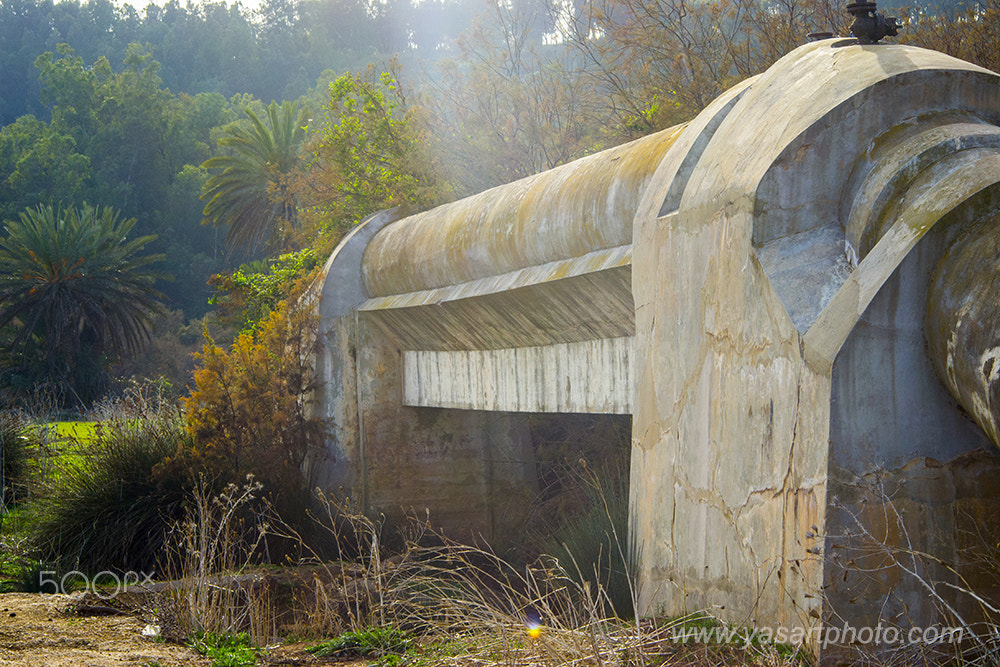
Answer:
[
  {"xmin": 207, "ymin": 248, "xmax": 318, "ymax": 333},
  {"xmin": 201, "ymin": 101, "xmax": 307, "ymax": 254},
  {"xmin": 29, "ymin": 44, "xmax": 235, "ymax": 321},
  {"xmin": 0, "ymin": 204, "xmax": 166, "ymax": 407},
  {"xmin": 904, "ymin": 0, "xmax": 1000, "ymax": 73},
  {"xmin": 563, "ymin": 0, "xmax": 845, "ymax": 135},
  {"xmin": 0, "ymin": 115, "xmax": 93, "ymax": 221},
  {"xmin": 178, "ymin": 293, "xmax": 325, "ymax": 520},
  {"xmin": 296, "ymin": 65, "xmax": 447, "ymax": 248},
  {"xmin": 426, "ymin": 0, "xmax": 605, "ymax": 193}
]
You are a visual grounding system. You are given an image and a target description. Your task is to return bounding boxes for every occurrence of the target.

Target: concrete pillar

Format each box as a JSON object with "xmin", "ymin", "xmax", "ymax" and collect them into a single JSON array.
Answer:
[{"xmin": 630, "ymin": 40, "xmax": 1000, "ymax": 647}]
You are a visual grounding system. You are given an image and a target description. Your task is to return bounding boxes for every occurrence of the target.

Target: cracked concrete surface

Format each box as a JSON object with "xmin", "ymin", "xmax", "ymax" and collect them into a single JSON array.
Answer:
[{"xmin": 313, "ymin": 39, "xmax": 1000, "ymax": 661}]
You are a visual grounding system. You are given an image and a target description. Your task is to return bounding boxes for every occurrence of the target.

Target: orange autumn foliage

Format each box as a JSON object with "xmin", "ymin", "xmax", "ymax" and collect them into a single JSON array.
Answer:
[{"xmin": 160, "ymin": 297, "xmax": 326, "ymax": 509}]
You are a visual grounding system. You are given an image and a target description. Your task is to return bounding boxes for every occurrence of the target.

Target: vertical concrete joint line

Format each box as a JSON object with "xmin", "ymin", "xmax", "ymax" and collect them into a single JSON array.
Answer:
[{"xmin": 355, "ymin": 309, "xmax": 368, "ymax": 515}]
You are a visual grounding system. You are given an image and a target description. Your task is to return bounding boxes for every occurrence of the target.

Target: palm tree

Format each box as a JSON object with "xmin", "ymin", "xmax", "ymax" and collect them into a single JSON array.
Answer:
[
  {"xmin": 201, "ymin": 101, "xmax": 306, "ymax": 253},
  {"xmin": 0, "ymin": 203, "xmax": 166, "ymax": 406}
]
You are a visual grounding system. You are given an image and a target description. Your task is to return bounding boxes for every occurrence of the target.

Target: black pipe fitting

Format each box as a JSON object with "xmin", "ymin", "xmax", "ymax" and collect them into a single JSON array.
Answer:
[{"xmin": 847, "ymin": 1, "xmax": 901, "ymax": 44}]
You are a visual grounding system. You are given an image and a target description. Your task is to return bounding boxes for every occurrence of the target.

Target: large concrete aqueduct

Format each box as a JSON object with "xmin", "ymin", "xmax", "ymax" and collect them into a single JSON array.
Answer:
[{"xmin": 311, "ymin": 39, "xmax": 1000, "ymax": 653}]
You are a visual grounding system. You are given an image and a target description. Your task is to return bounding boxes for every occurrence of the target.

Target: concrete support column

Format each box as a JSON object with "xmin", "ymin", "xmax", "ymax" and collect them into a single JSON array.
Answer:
[
  {"xmin": 312, "ymin": 209, "xmax": 400, "ymax": 494},
  {"xmin": 630, "ymin": 203, "xmax": 828, "ymax": 630}
]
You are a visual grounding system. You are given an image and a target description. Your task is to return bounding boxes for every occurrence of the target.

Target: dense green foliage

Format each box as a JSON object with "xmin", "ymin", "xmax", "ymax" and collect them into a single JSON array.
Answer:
[
  {"xmin": 208, "ymin": 248, "xmax": 318, "ymax": 332},
  {"xmin": 306, "ymin": 626, "xmax": 413, "ymax": 659},
  {"xmin": 1, "ymin": 42, "xmax": 233, "ymax": 321},
  {"xmin": 313, "ymin": 71, "xmax": 430, "ymax": 221},
  {"xmin": 0, "ymin": 0, "xmax": 474, "ymax": 128},
  {"xmin": 202, "ymin": 101, "xmax": 307, "ymax": 253},
  {"xmin": 0, "ymin": 412, "xmax": 31, "ymax": 506},
  {"xmin": 0, "ymin": 204, "xmax": 166, "ymax": 406}
]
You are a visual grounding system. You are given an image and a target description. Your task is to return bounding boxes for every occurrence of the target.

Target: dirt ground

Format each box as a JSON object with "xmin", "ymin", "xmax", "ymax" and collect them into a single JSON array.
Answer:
[
  {"xmin": 0, "ymin": 593, "xmax": 363, "ymax": 667},
  {"xmin": 0, "ymin": 592, "xmax": 207, "ymax": 666}
]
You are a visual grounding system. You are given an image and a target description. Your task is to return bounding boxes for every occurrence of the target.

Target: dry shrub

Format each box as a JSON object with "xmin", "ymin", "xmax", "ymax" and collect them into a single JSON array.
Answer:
[
  {"xmin": 138, "ymin": 479, "xmax": 814, "ymax": 666},
  {"xmin": 171, "ymin": 296, "xmax": 325, "ymax": 527},
  {"xmin": 155, "ymin": 475, "xmax": 275, "ymax": 645},
  {"xmin": 266, "ymin": 491, "xmax": 675, "ymax": 666}
]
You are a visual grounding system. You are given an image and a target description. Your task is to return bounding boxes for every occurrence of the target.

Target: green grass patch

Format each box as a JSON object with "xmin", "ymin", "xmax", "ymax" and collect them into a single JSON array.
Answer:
[
  {"xmin": 306, "ymin": 625, "xmax": 412, "ymax": 659},
  {"xmin": 44, "ymin": 421, "xmax": 99, "ymax": 443},
  {"xmin": 189, "ymin": 631, "xmax": 259, "ymax": 667},
  {"xmin": 0, "ymin": 555, "xmax": 48, "ymax": 593},
  {"xmin": 20, "ymin": 420, "xmax": 97, "ymax": 485},
  {"xmin": 399, "ymin": 636, "xmax": 478, "ymax": 667}
]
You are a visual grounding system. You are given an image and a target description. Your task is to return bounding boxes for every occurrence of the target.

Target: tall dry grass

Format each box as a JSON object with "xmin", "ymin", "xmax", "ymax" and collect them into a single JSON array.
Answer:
[{"xmin": 157, "ymin": 475, "xmax": 275, "ymax": 645}]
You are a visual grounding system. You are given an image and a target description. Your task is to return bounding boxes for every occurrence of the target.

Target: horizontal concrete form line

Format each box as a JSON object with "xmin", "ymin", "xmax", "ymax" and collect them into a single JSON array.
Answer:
[
  {"xmin": 403, "ymin": 336, "xmax": 634, "ymax": 414},
  {"xmin": 359, "ymin": 246, "xmax": 635, "ymax": 351},
  {"xmin": 359, "ymin": 244, "xmax": 632, "ymax": 312}
]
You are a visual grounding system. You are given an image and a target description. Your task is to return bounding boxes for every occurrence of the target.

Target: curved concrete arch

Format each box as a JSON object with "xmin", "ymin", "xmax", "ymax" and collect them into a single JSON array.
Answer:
[
  {"xmin": 317, "ymin": 208, "xmax": 402, "ymax": 327},
  {"xmin": 804, "ymin": 148, "xmax": 1000, "ymax": 369},
  {"xmin": 629, "ymin": 38, "xmax": 1000, "ymax": 639},
  {"xmin": 667, "ymin": 42, "xmax": 1000, "ymax": 245},
  {"xmin": 844, "ymin": 111, "xmax": 1000, "ymax": 256}
]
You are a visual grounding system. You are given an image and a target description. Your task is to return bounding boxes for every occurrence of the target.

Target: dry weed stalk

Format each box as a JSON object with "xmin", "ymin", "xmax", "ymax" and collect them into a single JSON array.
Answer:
[
  {"xmin": 268, "ymin": 490, "xmax": 684, "ymax": 666},
  {"xmin": 160, "ymin": 474, "xmax": 273, "ymax": 644},
  {"xmin": 828, "ymin": 479, "xmax": 1000, "ymax": 666}
]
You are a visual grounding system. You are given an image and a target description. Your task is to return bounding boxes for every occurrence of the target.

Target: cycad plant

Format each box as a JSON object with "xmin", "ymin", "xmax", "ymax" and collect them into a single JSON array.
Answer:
[
  {"xmin": 0, "ymin": 203, "xmax": 166, "ymax": 407},
  {"xmin": 201, "ymin": 101, "xmax": 306, "ymax": 254}
]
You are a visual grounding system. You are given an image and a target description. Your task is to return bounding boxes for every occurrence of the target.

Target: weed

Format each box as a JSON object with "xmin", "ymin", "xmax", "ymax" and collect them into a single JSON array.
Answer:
[
  {"xmin": 306, "ymin": 624, "xmax": 412, "ymax": 658},
  {"xmin": 189, "ymin": 631, "xmax": 259, "ymax": 667},
  {"xmin": 159, "ymin": 475, "xmax": 273, "ymax": 645}
]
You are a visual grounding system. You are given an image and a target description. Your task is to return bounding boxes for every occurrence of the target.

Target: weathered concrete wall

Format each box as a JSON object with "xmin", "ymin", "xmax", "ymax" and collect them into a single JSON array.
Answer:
[
  {"xmin": 821, "ymin": 191, "xmax": 1000, "ymax": 661},
  {"xmin": 312, "ymin": 210, "xmax": 536, "ymax": 544},
  {"xmin": 629, "ymin": 38, "xmax": 1000, "ymax": 643},
  {"xmin": 355, "ymin": 317, "xmax": 536, "ymax": 543},
  {"xmin": 403, "ymin": 336, "xmax": 633, "ymax": 414},
  {"xmin": 360, "ymin": 245, "xmax": 634, "ymax": 351},
  {"xmin": 314, "ymin": 36, "xmax": 1000, "ymax": 660},
  {"xmin": 927, "ymin": 207, "xmax": 1000, "ymax": 446},
  {"xmin": 312, "ymin": 209, "xmax": 400, "ymax": 492}
]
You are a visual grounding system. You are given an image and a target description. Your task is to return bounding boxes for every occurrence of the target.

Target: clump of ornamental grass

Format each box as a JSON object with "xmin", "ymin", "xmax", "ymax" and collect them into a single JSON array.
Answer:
[{"xmin": 26, "ymin": 408, "xmax": 191, "ymax": 574}]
